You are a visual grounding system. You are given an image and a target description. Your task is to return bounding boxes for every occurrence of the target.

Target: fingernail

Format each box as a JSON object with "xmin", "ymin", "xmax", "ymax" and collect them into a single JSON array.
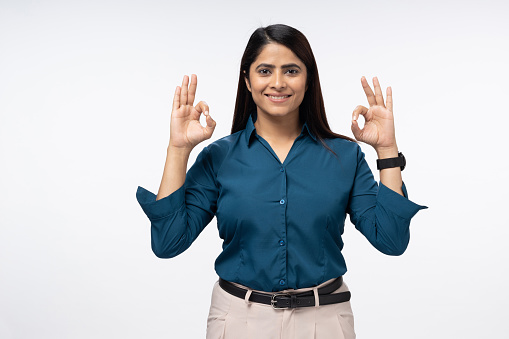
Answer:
[{"xmin": 204, "ymin": 111, "xmax": 209, "ymax": 116}]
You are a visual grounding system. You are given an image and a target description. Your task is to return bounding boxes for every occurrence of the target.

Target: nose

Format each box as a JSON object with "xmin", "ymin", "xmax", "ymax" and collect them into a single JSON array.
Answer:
[{"xmin": 270, "ymin": 70, "xmax": 286, "ymax": 89}]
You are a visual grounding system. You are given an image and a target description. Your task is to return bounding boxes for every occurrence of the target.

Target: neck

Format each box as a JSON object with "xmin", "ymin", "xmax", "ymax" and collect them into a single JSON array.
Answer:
[{"xmin": 254, "ymin": 109, "xmax": 302, "ymax": 143}]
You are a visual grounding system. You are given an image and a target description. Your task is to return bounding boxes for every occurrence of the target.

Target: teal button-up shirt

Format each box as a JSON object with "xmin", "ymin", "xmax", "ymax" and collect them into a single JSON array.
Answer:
[{"xmin": 136, "ymin": 111, "xmax": 427, "ymax": 292}]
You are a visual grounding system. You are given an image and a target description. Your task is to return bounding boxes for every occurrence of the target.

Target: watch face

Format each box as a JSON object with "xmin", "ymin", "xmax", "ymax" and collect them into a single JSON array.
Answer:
[{"xmin": 399, "ymin": 152, "xmax": 406, "ymax": 171}]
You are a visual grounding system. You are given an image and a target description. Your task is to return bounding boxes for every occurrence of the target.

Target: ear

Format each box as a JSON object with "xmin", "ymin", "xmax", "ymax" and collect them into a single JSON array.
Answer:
[{"xmin": 244, "ymin": 71, "xmax": 252, "ymax": 92}]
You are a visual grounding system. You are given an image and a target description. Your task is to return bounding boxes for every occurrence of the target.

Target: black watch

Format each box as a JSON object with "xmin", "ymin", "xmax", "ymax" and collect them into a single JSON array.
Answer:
[{"xmin": 376, "ymin": 152, "xmax": 406, "ymax": 171}]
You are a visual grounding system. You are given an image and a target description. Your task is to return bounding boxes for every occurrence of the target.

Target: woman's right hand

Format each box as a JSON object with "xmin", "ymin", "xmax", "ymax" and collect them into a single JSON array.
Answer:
[{"xmin": 169, "ymin": 74, "xmax": 216, "ymax": 150}]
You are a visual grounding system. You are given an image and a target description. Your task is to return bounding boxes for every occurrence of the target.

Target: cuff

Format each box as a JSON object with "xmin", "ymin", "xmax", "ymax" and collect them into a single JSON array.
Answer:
[
  {"xmin": 377, "ymin": 181, "xmax": 428, "ymax": 220},
  {"xmin": 136, "ymin": 184, "xmax": 186, "ymax": 220}
]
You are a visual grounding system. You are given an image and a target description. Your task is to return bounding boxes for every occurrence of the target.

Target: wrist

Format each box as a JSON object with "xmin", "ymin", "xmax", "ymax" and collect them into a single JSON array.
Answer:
[
  {"xmin": 375, "ymin": 145, "xmax": 399, "ymax": 159},
  {"xmin": 168, "ymin": 143, "xmax": 193, "ymax": 156}
]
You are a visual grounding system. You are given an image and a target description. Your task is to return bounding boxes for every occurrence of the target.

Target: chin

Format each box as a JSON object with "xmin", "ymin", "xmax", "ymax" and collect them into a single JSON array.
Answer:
[{"xmin": 258, "ymin": 107, "xmax": 299, "ymax": 118}]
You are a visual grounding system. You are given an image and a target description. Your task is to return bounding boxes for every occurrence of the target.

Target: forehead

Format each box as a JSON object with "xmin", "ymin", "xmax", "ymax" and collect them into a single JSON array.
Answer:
[{"xmin": 251, "ymin": 43, "xmax": 304, "ymax": 67}]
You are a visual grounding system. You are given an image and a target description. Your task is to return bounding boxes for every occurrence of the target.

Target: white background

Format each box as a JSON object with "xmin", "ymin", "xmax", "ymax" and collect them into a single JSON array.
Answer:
[{"xmin": 1, "ymin": 0, "xmax": 508, "ymax": 338}]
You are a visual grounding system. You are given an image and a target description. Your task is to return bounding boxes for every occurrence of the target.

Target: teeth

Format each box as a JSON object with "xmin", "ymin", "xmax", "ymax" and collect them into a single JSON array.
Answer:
[{"xmin": 269, "ymin": 95, "xmax": 289, "ymax": 99}]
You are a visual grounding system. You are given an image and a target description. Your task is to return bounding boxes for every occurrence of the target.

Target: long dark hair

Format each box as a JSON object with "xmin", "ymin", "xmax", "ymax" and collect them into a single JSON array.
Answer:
[{"xmin": 231, "ymin": 24, "xmax": 356, "ymax": 155}]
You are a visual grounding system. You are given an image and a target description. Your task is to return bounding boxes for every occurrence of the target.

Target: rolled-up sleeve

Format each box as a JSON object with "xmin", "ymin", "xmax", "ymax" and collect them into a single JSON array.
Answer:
[
  {"xmin": 347, "ymin": 145, "xmax": 428, "ymax": 256},
  {"xmin": 136, "ymin": 146, "xmax": 219, "ymax": 258}
]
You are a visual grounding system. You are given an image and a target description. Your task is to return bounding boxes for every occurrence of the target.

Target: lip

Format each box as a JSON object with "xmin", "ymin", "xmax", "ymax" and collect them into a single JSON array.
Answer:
[{"xmin": 265, "ymin": 94, "xmax": 292, "ymax": 103}]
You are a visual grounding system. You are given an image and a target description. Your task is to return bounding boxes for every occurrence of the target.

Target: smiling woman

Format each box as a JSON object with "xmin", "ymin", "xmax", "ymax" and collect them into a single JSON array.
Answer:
[
  {"xmin": 244, "ymin": 43, "xmax": 309, "ymax": 162},
  {"xmin": 246, "ymin": 43, "xmax": 307, "ymax": 118},
  {"xmin": 136, "ymin": 23, "xmax": 427, "ymax": 339}
]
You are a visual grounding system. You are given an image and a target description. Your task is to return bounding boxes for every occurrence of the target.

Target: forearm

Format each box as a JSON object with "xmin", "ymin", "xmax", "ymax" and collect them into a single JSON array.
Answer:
[
  {"xmin": 376, "ymin": 146, "xmax": 404, "ymax": 196},
  {"xmin": 156, "ymin": 144, "xmax": 193, "ymax": 201}
]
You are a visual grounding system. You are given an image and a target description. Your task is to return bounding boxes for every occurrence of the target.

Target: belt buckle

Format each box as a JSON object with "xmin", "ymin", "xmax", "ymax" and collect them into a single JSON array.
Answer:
[{"xmin": 271, "ymin": 293, "xmax": 291, "ymax": 309}]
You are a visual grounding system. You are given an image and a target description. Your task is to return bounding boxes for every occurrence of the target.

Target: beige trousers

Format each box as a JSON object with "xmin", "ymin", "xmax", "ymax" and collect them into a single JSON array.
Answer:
[{"xmin": 206, "ymin": 278, "xmax": 355, "ymax": 339}]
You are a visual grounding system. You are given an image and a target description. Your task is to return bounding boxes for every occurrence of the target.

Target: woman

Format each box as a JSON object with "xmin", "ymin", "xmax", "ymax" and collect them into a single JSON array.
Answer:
[{"xmin": 136, "ymin": 24, "xmax": 427, "ymax": 339}]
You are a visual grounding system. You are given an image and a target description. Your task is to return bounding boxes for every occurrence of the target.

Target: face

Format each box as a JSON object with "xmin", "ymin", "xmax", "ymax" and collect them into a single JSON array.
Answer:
[{"xmin": 245, "ymin": 43, "xmax": 307, "ymax": 120}]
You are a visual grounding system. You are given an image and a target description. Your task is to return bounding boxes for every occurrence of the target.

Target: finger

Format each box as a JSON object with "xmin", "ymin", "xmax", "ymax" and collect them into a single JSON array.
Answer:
[
  {"xmin": 203, "ymin": 113, "xmax": 216, "ymax": 139},
  {"xmin": 188, "ymin": 74, "xmax": 197, "ymax": 106},
  {"xmin": 180, "ymin": 75, "xmax": 189, "ymax": 106},
  {"xmin": 194, "ymin": 100, "xmax": 209, "ymax": 115},
  {"xmin": 361, "ymin": 76, "xmax": 377, "ymax": 107},
  {"xmin": 351, "ymin": 119, "xmax": 363, "ymax": 141},
  {"xmin": 386, "ymin": 86, "xmax": 393, "ymax": 112},
  {"xmin": 352, "ymin": 105, "xmax": 369, "ymax": 122},
  {"xmin": 172, "ymin": 86, "xmax": 181, "ymax": 112},
  {"xmin": 373, "ymin": 77, "xmax": 385, "ymax": 107}
]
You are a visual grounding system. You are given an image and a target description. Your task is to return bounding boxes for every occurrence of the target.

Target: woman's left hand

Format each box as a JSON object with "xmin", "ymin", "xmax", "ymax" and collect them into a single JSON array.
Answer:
[{"xmin": 351, "ymin": 76, "xmax": 397, "ymax": 153}]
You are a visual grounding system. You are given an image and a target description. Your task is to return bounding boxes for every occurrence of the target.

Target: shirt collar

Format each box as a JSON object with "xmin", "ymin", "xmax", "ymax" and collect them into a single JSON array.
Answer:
[
  {"xmin": 243, "ymin": 111, "xmax": 317, "ymax": 146},
  {"xmin": 301, "ymin": 121, "xmax": 317, "ymax": 142}
]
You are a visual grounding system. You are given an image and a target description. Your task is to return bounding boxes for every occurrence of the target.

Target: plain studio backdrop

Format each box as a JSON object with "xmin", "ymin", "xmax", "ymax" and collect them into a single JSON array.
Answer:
[{"xmin": 0, "ymin": 0, "xmax": 507, "ymax": 338}]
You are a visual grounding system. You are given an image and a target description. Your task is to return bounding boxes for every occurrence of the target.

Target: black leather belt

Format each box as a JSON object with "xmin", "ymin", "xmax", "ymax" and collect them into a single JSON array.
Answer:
[{"xmin": 218, "ymin": 277, "xmax": 351, "ymax": 309}]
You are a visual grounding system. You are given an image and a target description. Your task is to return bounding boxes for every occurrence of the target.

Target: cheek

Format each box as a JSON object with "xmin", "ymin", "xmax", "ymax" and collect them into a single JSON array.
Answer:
[
  {"xmin": 296, "ymin": 83, "xmax": 307, "ymax": 97},
  {"xmin": 251, "ymin": 80, "xmax": 265, "ymax": 93},
  {"xmin": 291, "ymin": 77, "xmax": 307, "ymax": 93},
  {"xmin": 251, "ymin": 86, "xmax": 264, "ymax": 103}
]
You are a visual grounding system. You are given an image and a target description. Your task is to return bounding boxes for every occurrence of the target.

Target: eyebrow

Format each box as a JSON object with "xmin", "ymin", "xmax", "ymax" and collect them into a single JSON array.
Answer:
[{"xmin": 255, "ymin": 63, "xmax": 302, "ymax": 70}]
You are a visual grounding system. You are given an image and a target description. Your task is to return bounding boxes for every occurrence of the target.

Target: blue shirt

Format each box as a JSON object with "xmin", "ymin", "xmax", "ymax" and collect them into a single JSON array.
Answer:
[{"xmin": 136, "ymin": 112, "xmax": 427, "ymax": 292}]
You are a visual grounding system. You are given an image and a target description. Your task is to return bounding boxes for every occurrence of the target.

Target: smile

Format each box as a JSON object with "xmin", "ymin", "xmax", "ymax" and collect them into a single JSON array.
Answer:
[
  {"xmin": 265, "ymin": 94, "xmax": 292, "ymax": 103},
  {"xmin": 267, "ymin": 95, "xmax": 290, "ymax": 99}
]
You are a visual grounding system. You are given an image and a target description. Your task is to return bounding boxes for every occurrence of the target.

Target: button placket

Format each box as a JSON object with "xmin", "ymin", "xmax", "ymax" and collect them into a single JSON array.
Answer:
[{"xmin": 279, "ymin": 165, "xmax": 288, "ymax": 289}]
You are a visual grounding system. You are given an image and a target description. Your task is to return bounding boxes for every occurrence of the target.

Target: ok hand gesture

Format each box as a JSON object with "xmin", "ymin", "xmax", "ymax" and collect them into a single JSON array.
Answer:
[
  {"xmin": 351, "ymin": 77, "xmax": 397, "ymax": 152},
  {"xmin": 169, "ymin": 74, "xmax": 216, "ymax": 150}
]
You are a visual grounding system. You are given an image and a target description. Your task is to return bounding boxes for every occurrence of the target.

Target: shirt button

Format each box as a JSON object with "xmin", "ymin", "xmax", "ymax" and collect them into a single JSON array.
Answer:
[
  {"xmin": 280, "ymin": 167, "xmax": 284, "ymax": 172},
  {"xmin": 279, "ymin": 240, "xmax": 285, "ymax": 246},
  {"xmin": 280, "ymin": 199, "xmax": 285, "ymax": 205},
  {"xmin": 279, "ymin": 279, "xmax": 286, "ymax": 285}
]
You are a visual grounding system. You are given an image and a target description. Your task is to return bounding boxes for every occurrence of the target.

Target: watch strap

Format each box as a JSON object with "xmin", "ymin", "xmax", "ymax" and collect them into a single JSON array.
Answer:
[{"xmin": 376, "ymin": 152, "xmax": 406, "ymax": 171}]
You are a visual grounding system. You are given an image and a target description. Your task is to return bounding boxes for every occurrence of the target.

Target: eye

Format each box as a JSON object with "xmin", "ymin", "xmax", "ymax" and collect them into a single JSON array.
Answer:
[
  {"xmin": 285, "ymin": 69, "xmax": 299, "ymax": 75},
  {"xmin": 258, "ymin": 69, "xmax": 271, "ymax": 75}
]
